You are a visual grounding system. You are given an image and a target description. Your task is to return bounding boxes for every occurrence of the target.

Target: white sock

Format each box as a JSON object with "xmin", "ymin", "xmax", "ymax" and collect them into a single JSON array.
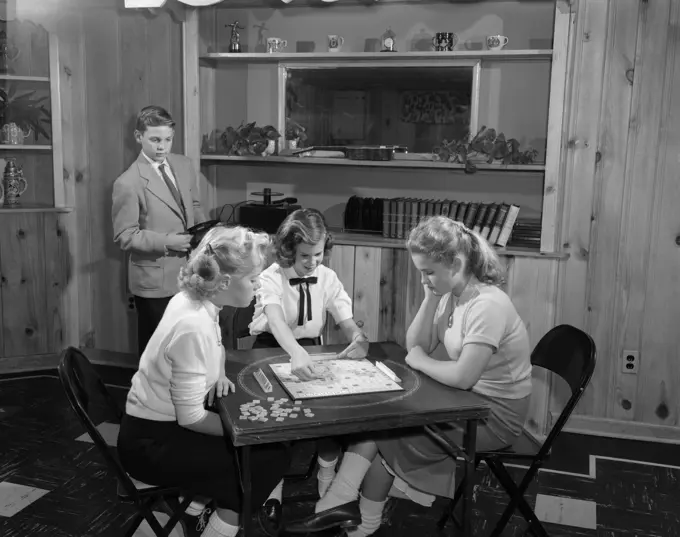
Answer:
[
  {"xmin": 180, "ymin": 496, "xmax": 208, "ymax": 517},
  {"xmin": 266, "ymin": 479, "xmax": 283, "ymax": 504},
  {"xmin": 317, "ymin": 456, "xmax": 338, "ymax": 498},
  {"xmin": 346, "ymin": 495, "xmax": 386, "ymax": 537},
  {"xmin": 200, "ymin": 511, "xmax": 239, "ymax": 537},
  {"xmin": 316, "ymin": 452, "xmax": 371, "ymax": 514}
]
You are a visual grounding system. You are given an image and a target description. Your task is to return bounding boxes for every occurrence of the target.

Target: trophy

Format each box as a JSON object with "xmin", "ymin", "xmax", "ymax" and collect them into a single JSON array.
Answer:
[
  {"xmin": 381, "ymin": 27, "xmax": 397, "ymax": 52},
  {"xmin": 227, "ymin": 21, "xmax": 245, "ymax": 53}
]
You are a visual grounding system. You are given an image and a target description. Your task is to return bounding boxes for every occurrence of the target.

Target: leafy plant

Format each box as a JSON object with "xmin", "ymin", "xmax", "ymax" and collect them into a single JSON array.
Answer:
[
  {"xmin": 0, "ymin": 84, "xmax": 51, "ymax": 141},
  {"xmin": 201, "ymin": 122, "xmax": 281, "ymax": 156},
  {"xmin": 434, "ymin": 126, "xmax": 539, "ymax": 173},
  {"xmin": 285, "ymin": 118, "xmax": 307, "ymax": 143}
]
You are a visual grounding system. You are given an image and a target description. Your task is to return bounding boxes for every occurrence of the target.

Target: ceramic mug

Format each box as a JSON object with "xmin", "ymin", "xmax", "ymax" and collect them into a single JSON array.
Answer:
[
  {"xmin": 486, "ymin": 35, "xmax": 509, "ymax": 50},
  {"xmin": 432, "ymin": 32, "xmax": 458, "ymax": 52},
  {"xmin": 328, "ymin": 34, "xmax": 345, "ymax": 52},
  {"xmin": 267, "ymin": 37, "xmax": 288, "ymax": 53}
]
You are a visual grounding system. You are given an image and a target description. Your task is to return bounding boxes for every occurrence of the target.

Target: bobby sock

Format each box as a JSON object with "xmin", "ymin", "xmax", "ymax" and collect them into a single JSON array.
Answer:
[
  {"xmin": 200, "ymin": 511, "xmax": 239, "ymax": 537},
  {"xmin": 266, "ymin": 479, "xmax": 284, "ymax": 504},
  {"xmin": 315, "ymin": 452, "xmax": 371, "ymax": 514},
  {"xmin": 317, "ymin": 456, "xmax": 338, "ymax": 498},
  {"xmin": 180, "ymin": 496, "xmax": 208, "ymax": 517},
  {"xmin": 346, "ymin": 494, "xmax": 387, "ymax": 537}
]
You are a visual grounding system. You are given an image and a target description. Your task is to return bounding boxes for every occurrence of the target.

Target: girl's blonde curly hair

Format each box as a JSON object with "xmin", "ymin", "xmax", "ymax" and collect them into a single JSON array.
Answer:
[{"xmin": 178, "ymin": 225, "xmax": 271, "ymax": 300}]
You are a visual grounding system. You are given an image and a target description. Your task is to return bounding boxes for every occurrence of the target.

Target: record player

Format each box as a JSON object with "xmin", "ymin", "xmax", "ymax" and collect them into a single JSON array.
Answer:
[{"xmin": 238, "ymin": 188, "xmax": 301, "ymax": 234}]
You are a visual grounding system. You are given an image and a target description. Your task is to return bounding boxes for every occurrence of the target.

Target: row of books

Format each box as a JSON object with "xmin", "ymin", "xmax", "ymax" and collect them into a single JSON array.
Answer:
[{"xmin": 381, "ymin": 198, "xmax": 521, "ymax": 247}]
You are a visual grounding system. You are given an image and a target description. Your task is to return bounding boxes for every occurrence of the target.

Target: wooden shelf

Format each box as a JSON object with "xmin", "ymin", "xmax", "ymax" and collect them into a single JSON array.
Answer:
[
  {"xmin": 0, "ymin": 204, "xmax": 73, "ymax": 213},
  {"xmin": 330, "ymin": 231, "xmax": 567, "ymax": 258},
  {"xmin": 0, "ymin": 144, "xmax": 52, "ymax": 151},
  {"xmin": 0, "ymin": 74, "xmax": 50, "ymax": 82},
  {"xmin": 201, "ymin": 154, "xmax": 545, "ymax": 172},
  {"xmin": 0, "ymin": 205, "xmax": 73, "ymax": 213},
  {"xmin": 200, "ymin": 50, "xmax": 553, "ymax": 63}
]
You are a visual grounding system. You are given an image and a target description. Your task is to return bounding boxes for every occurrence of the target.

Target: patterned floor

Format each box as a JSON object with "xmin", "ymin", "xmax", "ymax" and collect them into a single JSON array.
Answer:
[{"xmin": 0, "ymin": 367, "xmax": 678, "ymax": 536}]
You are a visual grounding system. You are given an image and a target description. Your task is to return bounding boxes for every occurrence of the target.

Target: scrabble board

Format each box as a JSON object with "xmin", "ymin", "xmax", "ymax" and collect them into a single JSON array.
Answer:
[{"xmin": 268, "ymin": 357, "xmax": 403, "ymax": 400}]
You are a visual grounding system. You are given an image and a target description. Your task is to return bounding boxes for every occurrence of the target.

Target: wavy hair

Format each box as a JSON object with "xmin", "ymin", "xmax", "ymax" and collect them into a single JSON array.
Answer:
[
  {"xmin": 178, "ymin": 225, "xmax": 271, "ymax": 299},
  {"xmin": 407, "ymin": 216, "xmax": 505, "ymax": 286},
  {"xmin": 274, "ymin": 208, "xmax": 333, "ymax": 268}
]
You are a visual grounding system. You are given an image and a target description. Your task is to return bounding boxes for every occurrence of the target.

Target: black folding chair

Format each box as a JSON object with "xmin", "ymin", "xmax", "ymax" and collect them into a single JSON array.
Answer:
[
  {"xmin": 438, "ymin": 324, "xmax": 597, "ymax": 536},
  {"xmin": 58, "ymin": 346, "xmax": 194, "ymax": 537}
]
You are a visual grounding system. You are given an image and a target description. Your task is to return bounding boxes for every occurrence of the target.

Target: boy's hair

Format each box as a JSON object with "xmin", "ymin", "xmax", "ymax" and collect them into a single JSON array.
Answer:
[
  {"xmin": 275, "ymin": 208, "xmax": 333, "ymax": 267},
  {"xmin": 135, "ymin": 105, "xmax": 175, "ymax": 133}
]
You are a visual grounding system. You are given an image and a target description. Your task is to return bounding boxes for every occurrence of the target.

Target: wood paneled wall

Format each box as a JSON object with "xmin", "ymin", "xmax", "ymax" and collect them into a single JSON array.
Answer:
[
  {"xmin": 4, "ymin": 2, "xmax": 186, "ymax": 359},
  {"xmin": 556, "ymin": 0, "xmax": 680, "ymax": 441}
]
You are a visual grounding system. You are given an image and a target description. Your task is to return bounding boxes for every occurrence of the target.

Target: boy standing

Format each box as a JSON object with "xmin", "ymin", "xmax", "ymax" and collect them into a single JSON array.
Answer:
[{"xmin": 112, "ymin": 105, "xmax": 206, "ymax": 356}]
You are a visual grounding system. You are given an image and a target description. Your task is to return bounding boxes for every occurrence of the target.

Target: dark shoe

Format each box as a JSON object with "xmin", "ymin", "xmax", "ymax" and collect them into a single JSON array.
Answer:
[
  {"xmin": 259, "ymin": 498, "xmax": 283, "ymax": 536},
  {"xmin": 284, "ymin": 501, "xmax": 360, "ymax": 534}
]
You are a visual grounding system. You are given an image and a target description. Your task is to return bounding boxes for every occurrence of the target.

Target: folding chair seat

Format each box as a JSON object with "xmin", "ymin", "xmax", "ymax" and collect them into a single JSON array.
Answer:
[
  {"xmin": 437, "ymin": 325, "xmax": 597, "ymax": 537},
  {"xmin": 58, "ymin": 346, "xmax": 195, "ymax": 537}
]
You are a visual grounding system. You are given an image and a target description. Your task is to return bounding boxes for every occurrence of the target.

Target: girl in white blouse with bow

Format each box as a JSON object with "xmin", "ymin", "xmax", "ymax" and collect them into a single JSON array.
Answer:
[
  {"xmin": 249, "ymin": 208, "xmax": 369, "ymax": 497},
  {"xmin": 118, "ymin": 226, "xmax": 290, "ymax": 537}
]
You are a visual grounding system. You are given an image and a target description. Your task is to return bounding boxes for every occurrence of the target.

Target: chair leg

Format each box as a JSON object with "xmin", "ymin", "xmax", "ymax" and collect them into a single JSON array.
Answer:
[
  {"xmin": 437, "ymin": 476, "xmax": 465, "ymax": 530},
  {"xmin": 285, "ymin": 450, "xmax": 318, "ymax": 482},
  {"xmin": 123, "ymin": 511, "xmax": 145, "ymax": 537},
  {"xmin": 486, "ymin": 459, "xmax": 542, "ymax": 537}
]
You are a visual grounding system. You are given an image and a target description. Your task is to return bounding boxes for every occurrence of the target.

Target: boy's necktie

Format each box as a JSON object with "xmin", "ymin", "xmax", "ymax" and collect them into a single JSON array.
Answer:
[
  {"xmin": 159, "ymin": 163, "xmax": 187, "ymax": 225},
  {"xmin": 289, "ymin": 277, "xmax": 318, "ymax": 326}
]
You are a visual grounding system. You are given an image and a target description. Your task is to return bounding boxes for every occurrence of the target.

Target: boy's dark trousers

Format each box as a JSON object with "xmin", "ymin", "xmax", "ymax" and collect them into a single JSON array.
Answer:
[{"xmin": 134, "ymin": 295, "xmax": 173, "ymax": 357}]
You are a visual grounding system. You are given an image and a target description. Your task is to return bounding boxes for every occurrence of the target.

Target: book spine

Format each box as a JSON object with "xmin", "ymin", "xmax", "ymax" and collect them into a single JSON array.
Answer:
[
  {"xmin": 496, "ymin": 204, "xmax": 521, "ymax": 247},
  {"xmin": 472, "ymin": 203, "xmax": 488, "ymax": 233},
  {"xmin": 488, "ymin": 203, "xmax": 510, "ymax": 244}
]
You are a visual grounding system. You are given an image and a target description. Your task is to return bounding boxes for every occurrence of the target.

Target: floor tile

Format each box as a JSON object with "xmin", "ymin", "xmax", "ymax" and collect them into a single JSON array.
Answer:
[
  {"xmin": 535, "ymin": 493, "xmax": 597, "ymax": 530},
  {"xmin": 0, "ymin": 481, "xmax": 50, "ymax": 517},
  {"xmin": 75, "ymin": 422, "xmax": 120, "ymax": 447}
]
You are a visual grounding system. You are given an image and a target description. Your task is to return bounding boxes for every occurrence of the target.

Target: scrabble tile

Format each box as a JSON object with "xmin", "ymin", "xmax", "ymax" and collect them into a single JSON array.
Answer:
[
  {"xmin": 290, "ymin": 413, "xmax": 298, "ymax": 418},
  {"xmin": 276, "ymin": 417, "xmax": 284, "ymax": 422},
  {"xmin": 267, "ymin": 397, "xmax": 275, "ymax": 402},
  {"xmin": 293, "ymin": 407, "xmax": 300, "ymax": 411},
  {"xmin": 294, "ymin": 400, "xmax": 302, "ymax": 405}
]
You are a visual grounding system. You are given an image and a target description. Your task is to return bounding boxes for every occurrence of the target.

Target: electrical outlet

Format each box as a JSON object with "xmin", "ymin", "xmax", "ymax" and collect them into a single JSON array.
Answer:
[{"xmin": 621, "ymin": 350, "xmax": 639, "ymax": 374}]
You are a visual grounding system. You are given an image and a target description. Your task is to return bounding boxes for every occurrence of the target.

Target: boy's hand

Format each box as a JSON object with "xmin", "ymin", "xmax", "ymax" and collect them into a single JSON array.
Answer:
[
  {"xmin": 207, "ymin": 375, "xmax": 236, "ymax": 408},
  {"xmin": 166, "ymin": 233, "xmax": 192, "ymax": 252}
]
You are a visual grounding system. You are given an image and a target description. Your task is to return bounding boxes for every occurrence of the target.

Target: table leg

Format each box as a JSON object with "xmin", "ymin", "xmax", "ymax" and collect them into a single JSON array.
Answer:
[
  {"xmin": 461, "ymin": 419, "xmax": 478, "ymax": 536},
  {"xmin": 239, "ymin": 446, "xmax": 253, "ymax": 536}
]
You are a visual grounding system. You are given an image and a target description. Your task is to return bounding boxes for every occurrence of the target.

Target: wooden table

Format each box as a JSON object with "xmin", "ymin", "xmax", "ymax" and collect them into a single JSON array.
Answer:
[{"xmin": 218, "ymin": 342, "xmax": 490, "ymax": 536}]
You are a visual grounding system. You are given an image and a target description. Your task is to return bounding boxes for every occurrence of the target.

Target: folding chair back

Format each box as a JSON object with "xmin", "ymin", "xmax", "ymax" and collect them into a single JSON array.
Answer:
[
  {"xmin": 532, "ymin": 324, "xmax": 596, "ymax": 460},
  {"xmin": 58, "ymin": 346, "xmax": 192, "ymax": 537},
  {"xmin": 232, "ymin": 298, "xmax": 257, "ymax": 349},
  {"xmin": 57, "ymin": 346, "xmax": 135, "ymax": 496}
]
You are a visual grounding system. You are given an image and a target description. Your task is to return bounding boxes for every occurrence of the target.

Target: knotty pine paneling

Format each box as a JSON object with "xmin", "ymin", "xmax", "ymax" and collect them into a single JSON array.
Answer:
[{"xmin": 77, "ymin": 7, "xmax": 185, "ymax": 354}]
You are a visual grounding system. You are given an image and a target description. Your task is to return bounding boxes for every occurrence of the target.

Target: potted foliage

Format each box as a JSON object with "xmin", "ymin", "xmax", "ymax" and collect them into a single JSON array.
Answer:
[
  {"xmin": 217, "ymin": 121, "xmax": 281, "ymax": 156},
  {"xmin": 434, "ymin": 126, "xmax": 539, "ymax": 174},
  {"xmin": 0, "ymin": 84, "xmax": 51, "ymax": 144},
  {"xmin": 285, "ymin": 118, "xmax": 308, "ymax": 150}
]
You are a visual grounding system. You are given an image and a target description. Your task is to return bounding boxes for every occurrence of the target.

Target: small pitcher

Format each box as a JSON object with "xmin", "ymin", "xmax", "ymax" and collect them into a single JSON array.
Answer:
[
  {"xmin": 1, "ymin": 122, "xmax": 32, "ymax": 145},
  {"xmin": 3, "ymin": 157, "xmax": 28, "ymax": 206}
]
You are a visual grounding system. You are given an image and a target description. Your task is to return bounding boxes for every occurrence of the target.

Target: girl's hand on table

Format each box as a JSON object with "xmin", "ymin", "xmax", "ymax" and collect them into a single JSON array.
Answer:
[
  {"xmin": 337, "ymin": 331, "xmax": 370, "ymax": 359},
  {"xmin": 405, "ymin": 345, "xmax": 429, "ymax": 371}
]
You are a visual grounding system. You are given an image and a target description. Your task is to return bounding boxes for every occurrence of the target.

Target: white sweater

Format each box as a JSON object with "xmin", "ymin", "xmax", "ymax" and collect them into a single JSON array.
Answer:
[{"xmin": 126, "ymin": 291, "xmax": 225, "ymax": 426}]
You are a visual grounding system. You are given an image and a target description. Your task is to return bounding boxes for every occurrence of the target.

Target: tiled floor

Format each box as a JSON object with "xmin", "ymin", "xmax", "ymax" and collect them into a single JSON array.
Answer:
[{"xmin": 1, "ymin": 367, "xmax": 679, "ymax": 536}]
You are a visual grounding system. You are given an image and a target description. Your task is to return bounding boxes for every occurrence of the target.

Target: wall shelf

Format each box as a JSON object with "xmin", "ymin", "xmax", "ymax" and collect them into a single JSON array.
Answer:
[
  {"xmin": 0, "ymin": 204, "xmax": 73, "ymax": 213},
  {"xmin": 200, "ymin": 154, "xmax": 546, "ymax": 172},
  {"xmin": 0, "ymin": 144, "xmax": 53, "ymax": 151},
  {"xmin": 331, "ymin": 231, "xmax": 567, "ymax": 258},
  {"xmin": 200, "ymin": 50, "xmax": 554, "ymax": 63},
  {"xmin": 0, "ymin": 74, "xmax": 50, "ymax": 82}
]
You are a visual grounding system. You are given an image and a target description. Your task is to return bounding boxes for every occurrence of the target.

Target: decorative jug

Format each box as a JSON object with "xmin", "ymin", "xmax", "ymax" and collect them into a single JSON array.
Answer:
[
  {"xmin": 3, "ymin": 158, "xmax": 27, "ymax": 206},
  {"xmin": 0, "ymin": 30, "xmax": 20, "ymax": 74},
  {"xmin": 1, "ymin": 122, "xmax": 32, "ymax": 145}
]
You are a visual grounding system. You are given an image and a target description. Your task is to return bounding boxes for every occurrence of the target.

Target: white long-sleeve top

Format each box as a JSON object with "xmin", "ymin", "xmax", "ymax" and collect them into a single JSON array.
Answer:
[{"xmin": 126, "ymin": 291, "xmax": 225, "ymax": 426}]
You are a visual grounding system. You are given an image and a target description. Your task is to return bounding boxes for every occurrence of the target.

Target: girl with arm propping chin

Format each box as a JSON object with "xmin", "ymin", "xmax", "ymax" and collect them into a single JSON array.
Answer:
[
  {"xmin": 284, "ymin": 216, "xmax": 532, "ymax": 537},
  {"xmin": 117, "ymin": 226, "xmax": 290, "ymax": 537}
]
